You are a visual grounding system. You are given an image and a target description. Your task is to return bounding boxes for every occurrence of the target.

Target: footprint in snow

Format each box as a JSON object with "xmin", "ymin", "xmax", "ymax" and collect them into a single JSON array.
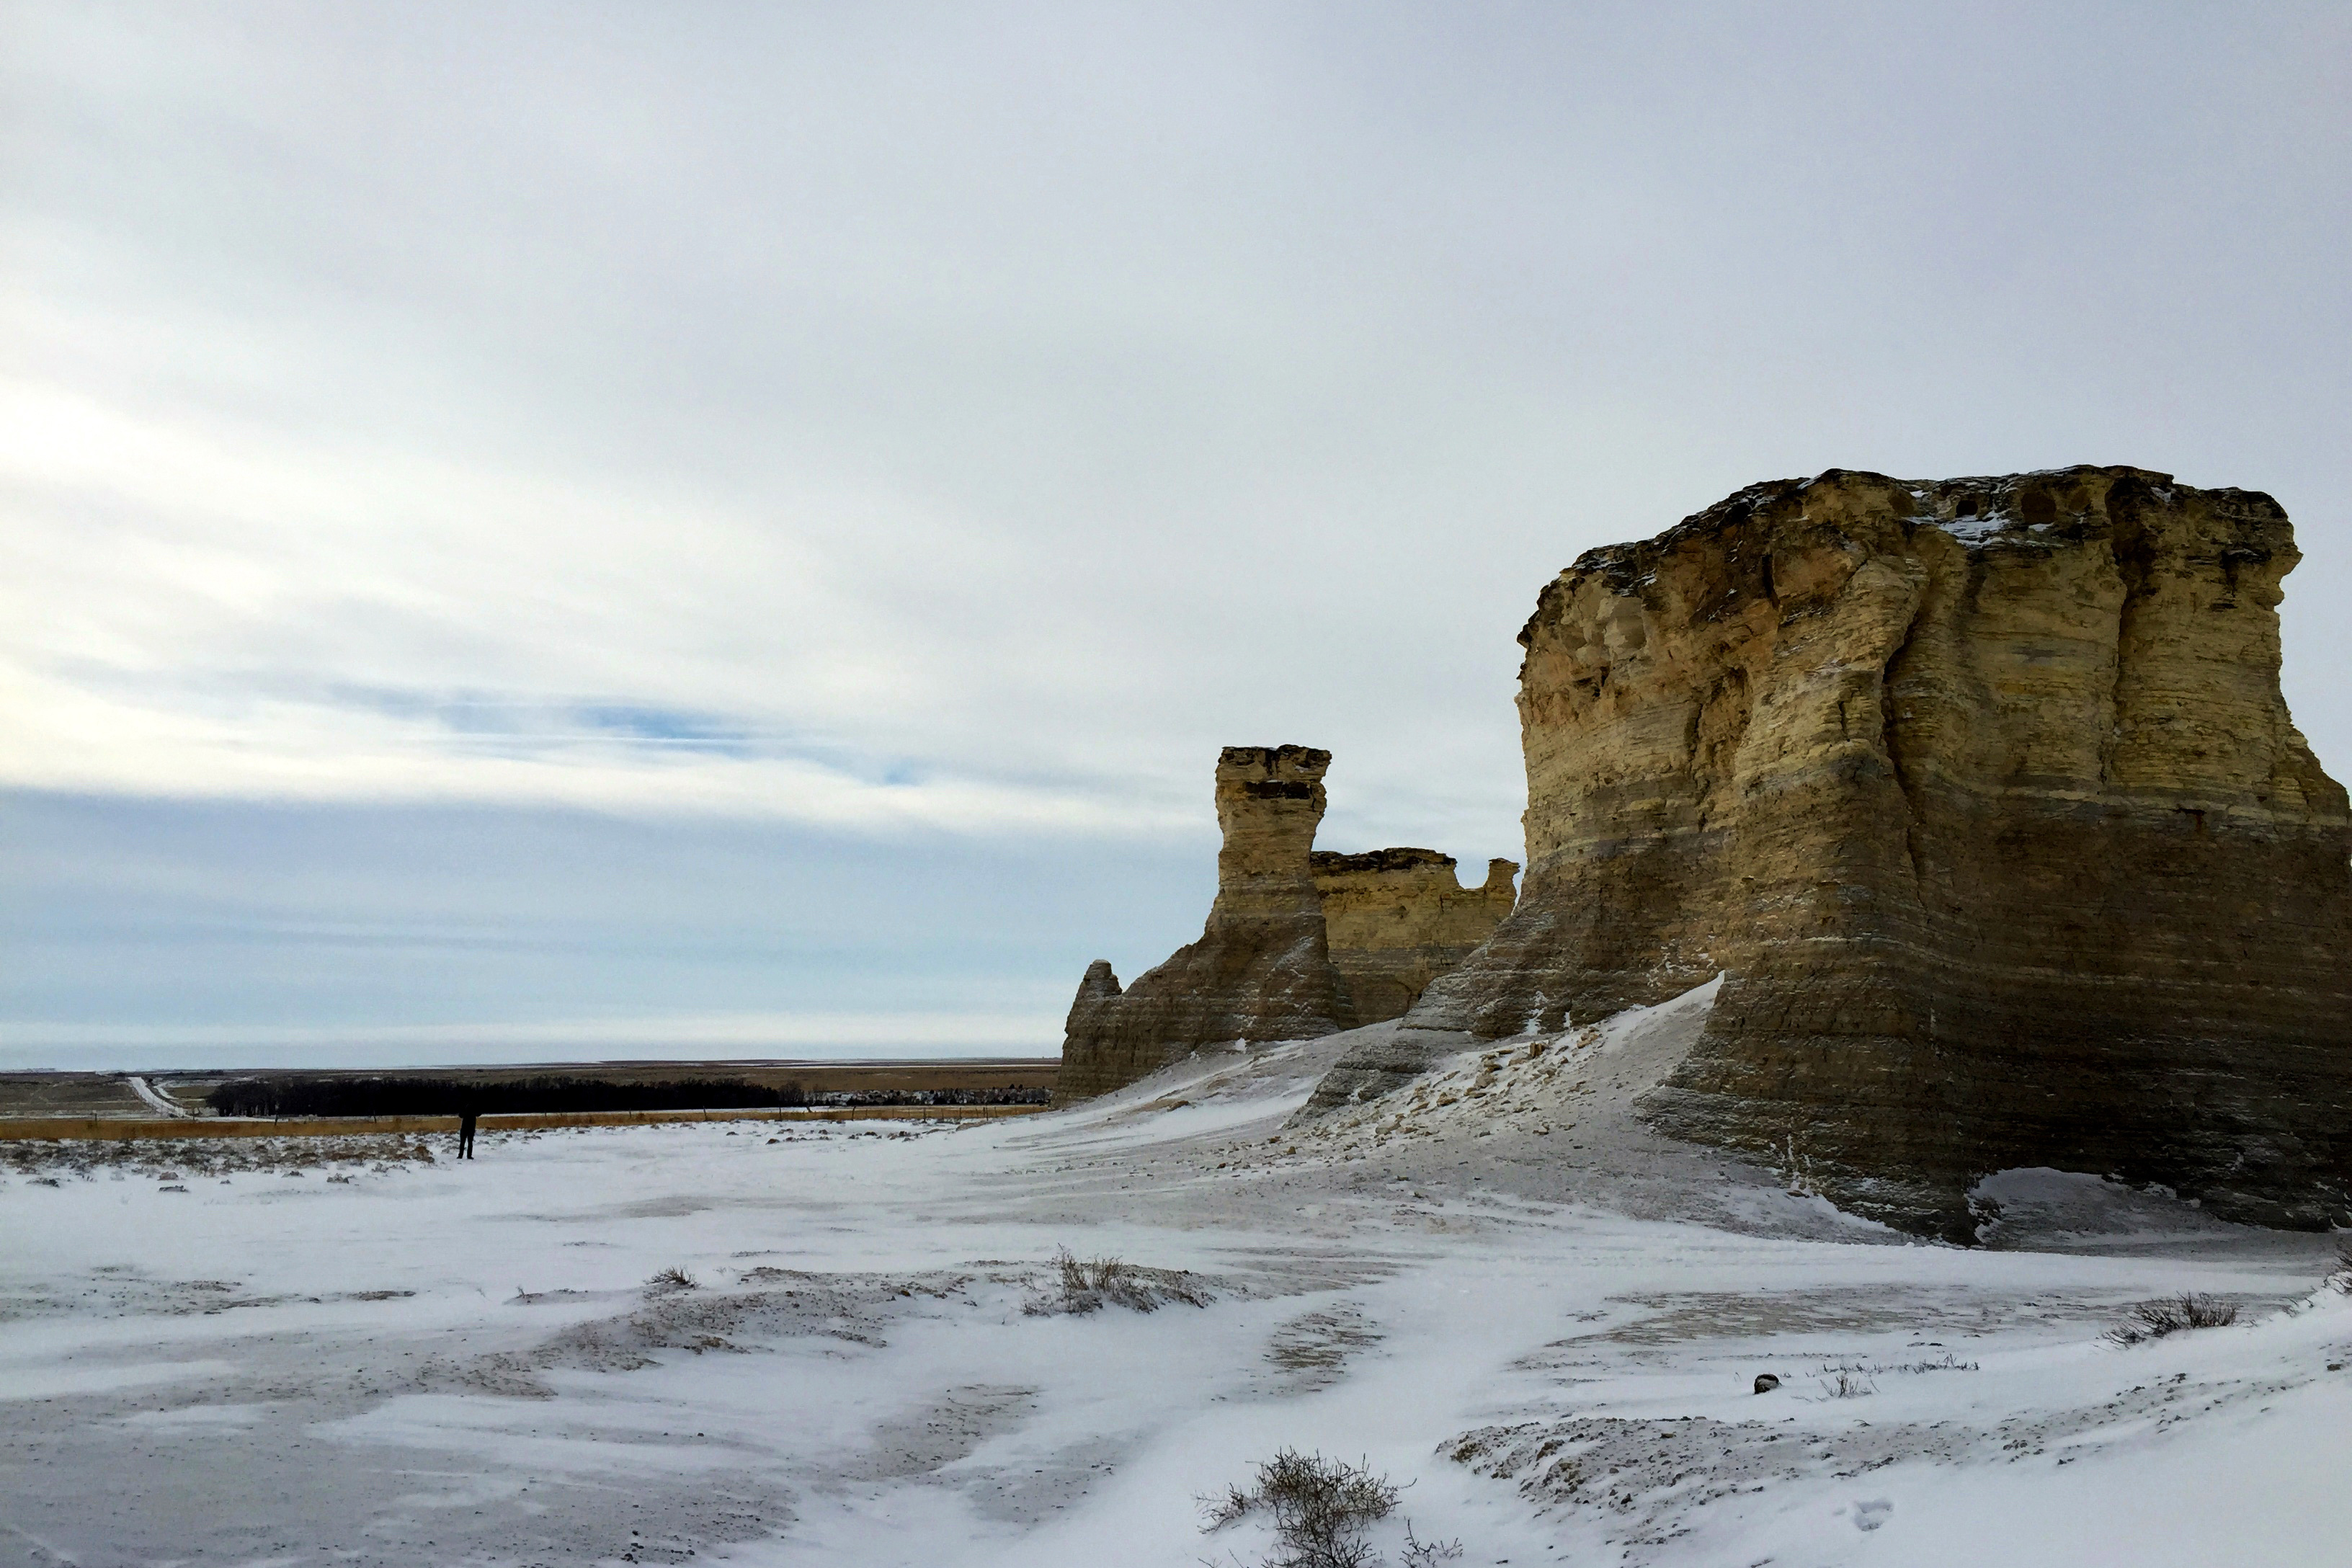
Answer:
[{"xmin": 1852, "ymin": 1497, "xmax": 1893, "ymax": 1532}]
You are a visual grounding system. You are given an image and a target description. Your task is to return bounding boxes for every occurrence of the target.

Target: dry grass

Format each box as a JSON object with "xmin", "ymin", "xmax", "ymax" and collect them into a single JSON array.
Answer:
[
  {"xmin": 1028, "ymin": 1247, "xmax": 1211, "ymax": 1316},
  {"xmin": 2104, "ymin": 1292, "xmax": 2239, "ymax": 1346},
  {"xmin": 645, "ymin": 1267, "xmax": 699, "ymax": 1293},
  {"xmin": 1809, "ymin": 1353, "xmax": 1978, "ymax": 1378},
  {"xmin": 4, "ymin": 1133, "xmax": 439, "ymax": 1184}
]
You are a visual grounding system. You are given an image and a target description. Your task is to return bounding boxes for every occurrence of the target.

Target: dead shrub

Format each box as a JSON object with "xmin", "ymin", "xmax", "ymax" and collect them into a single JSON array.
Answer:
[
  {"xmin": 2104, "ymin": 1292, "xmax": 2238, "ymax": 1346},
  {"xmin": 1202, "ymin": 1448, "xmax": 1399, "ymax": 1568},
  {"xmin": 1398, "ymin": 1522, "xmax": 1464, "ymax": 1567},
  {"xmin": 2326, "ymin": 1244, "xmax": 2352, "ymax": 1295},
  {"xmin": 646, "ymin": 1267, "xmax": 699, "ymax": 1293},
  {"xmin": 1816, "ymin": 1371, "xmax": 1876, "ymax": 1399}
]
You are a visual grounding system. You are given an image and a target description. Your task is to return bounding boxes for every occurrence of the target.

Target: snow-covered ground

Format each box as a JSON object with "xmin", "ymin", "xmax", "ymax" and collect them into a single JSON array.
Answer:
[{"xmin": 5, "ymin": 989, "xmax": 2349, "ymax": 1567}]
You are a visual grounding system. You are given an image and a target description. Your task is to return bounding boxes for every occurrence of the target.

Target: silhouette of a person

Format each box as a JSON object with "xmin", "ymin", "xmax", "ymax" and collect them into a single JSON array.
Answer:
[{"xmin": 458, "ymin": 1108, "xmax": 478, "ymax": 1159}]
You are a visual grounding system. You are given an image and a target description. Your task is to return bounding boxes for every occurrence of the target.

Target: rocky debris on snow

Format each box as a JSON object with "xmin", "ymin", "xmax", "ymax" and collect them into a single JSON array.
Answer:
[
  {"xmin": 1445, "ymin": 1342, "xmax": 2296, "ymax": 1558},
  {"xmin": 1311, "ymin": 467, "xmax": 2352, "ymax": 1238},
  {"xmin": 1261, "ymin": 1302, "xmax": 1384, "ymax": 1394},
  {"xmin": 1056, "ymin": 746, "xmax": 1515, "ymax": 1100},
  {"xmin": 1287, "ymin": 981, "xmax": 1720, "ymax": 1180},
  {"xmin": 1300, "ymin": 1031, "xmax": 1586, "ymax": 1154}
]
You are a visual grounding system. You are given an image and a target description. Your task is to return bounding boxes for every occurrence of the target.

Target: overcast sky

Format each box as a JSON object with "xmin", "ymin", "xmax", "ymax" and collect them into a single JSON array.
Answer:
[{"xmin": 6, "ymin": 2, "xmax": 2348, "ymax": 1068}]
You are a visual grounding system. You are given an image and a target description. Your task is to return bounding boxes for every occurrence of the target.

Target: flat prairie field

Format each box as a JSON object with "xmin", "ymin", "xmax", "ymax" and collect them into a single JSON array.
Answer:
[
  {"xmin": 0, "ymin": 1059, "xmax": 1059, "ymax": 1122},
  {"xmin": 4, "ymin": 995, "xmax": 2348, "ymax": 1567}
]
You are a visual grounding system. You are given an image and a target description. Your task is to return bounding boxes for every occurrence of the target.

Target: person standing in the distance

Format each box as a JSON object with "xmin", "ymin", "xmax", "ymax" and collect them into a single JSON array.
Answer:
[{"xmin": 458, "ymin": 1106, "xmax": 478, "ymax": 1159}]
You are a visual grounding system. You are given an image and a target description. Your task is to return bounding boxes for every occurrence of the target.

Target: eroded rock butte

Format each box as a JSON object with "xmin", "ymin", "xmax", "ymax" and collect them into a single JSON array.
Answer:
[
  {"xmin": 1309, "ymin": 465, "xmax": 2352, "ymax": 1236},
  {"xmin": 1054, "ymin": 746, "xmax": 1517, "ymax": 1102}
]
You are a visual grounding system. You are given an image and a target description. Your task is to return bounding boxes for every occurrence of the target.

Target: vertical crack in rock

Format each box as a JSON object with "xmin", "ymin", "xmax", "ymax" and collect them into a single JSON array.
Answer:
[
  {"xmin": 1878, "ymin": 616, "xmax": 1925, "ymax": 897},
  {"xmin": 1306, "ymin": 466, "xmax": 2352, "ymax": 1238}
]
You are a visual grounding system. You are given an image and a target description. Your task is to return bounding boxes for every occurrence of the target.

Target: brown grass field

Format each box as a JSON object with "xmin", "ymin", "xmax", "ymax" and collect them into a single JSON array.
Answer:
[{"xmin": 0, "ymin": 1059, "xmax": 1059, "ymax": 1135}]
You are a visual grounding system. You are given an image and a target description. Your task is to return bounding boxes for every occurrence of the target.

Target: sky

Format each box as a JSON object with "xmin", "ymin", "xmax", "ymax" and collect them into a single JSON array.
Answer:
[{"xmin": 4, "ymin": 1, "xmax": 2348, "ymax": 1069}]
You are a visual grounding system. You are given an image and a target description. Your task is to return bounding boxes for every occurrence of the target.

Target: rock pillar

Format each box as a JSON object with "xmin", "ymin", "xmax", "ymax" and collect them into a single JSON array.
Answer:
[{"xmin": 1054, "ymin": 747, "xmax": 1351, "ymax": 1101}]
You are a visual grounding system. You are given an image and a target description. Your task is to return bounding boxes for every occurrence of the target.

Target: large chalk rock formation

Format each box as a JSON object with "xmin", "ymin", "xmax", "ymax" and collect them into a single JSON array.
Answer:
[
  {"xmin": 1056, "ymin": 747, "xmax": 1517, "ymax": 1101},
  {"xmin": 1319, "ymin": 466, "xmax": 2352, "ymax": 1234},
  {"xmin": 1312, "ymin": 850, "xmax": 1520, "ymax": 1026}
]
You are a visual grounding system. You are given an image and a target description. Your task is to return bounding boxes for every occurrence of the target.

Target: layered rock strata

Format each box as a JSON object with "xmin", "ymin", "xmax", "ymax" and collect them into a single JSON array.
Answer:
[
  {"xmin": 1056, "ymin": 748, "xmax": 1517, "ymax": 1101},
  {"xmin": 1312, "ymin": 850, "xmax": 1520, "ymax": 1026},
  {"xmin": 1056, "ymin": 746, "xmax": 1350, "ymax": 1102},
  {"xmin": 1313, "ymin": 466, "xmax": 2352, "ymax": 1235}
]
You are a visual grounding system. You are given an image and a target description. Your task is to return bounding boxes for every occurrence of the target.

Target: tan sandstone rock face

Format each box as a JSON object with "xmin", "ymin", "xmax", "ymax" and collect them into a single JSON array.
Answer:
[
  {"xmin": 1056, "ymin": 749, "xmax": 1517, "ymax": 1101},
  {"xmin": 1055, "ymin": 746, "xmax": 1350, "ymax": 1102},
  {"xmin": 1312, "ymin": 850, "xmax": 1519, "ymax": 1026},
  {"xmin": 1357, "ymin": 466, "xmax": 2352, "ymax": 1235}
]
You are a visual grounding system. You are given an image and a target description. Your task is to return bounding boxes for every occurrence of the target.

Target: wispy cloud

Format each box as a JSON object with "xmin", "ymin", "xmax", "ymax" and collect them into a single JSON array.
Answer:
[
  {"xmin": 0, "ymin": 371, "xmax": 1205, "ymax": 832},
  {"xmin": 10, "ymin": 5, "xmax": 2347, "ymax": 857},
  {"xmin": 1, "ymin": 662, "xmax": 1190, "ymax": 834},
  {"xmin": 4, "ymin": 3, "xmax": 2348, "ymax": 1059}
]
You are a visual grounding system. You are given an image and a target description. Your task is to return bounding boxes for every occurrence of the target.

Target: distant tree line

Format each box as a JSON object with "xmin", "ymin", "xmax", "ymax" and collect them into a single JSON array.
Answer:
[
  {"xmin": 811, "ymin": 1087, "xmax": 1051, "ymax": 1108},
  {"xmin": 202, "ymin": 1075, "xmax": 1048, "ymax": 1118}
]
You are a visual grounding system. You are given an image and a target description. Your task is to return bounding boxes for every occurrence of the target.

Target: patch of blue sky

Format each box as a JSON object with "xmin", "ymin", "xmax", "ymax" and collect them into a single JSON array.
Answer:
[
  {"xmin": 318, "ymin": 683, "xmax": 762, "ymax": 758},
  {"xmin": 574, "ymin": 703, "xmax": 757, "ymax": 757}
]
